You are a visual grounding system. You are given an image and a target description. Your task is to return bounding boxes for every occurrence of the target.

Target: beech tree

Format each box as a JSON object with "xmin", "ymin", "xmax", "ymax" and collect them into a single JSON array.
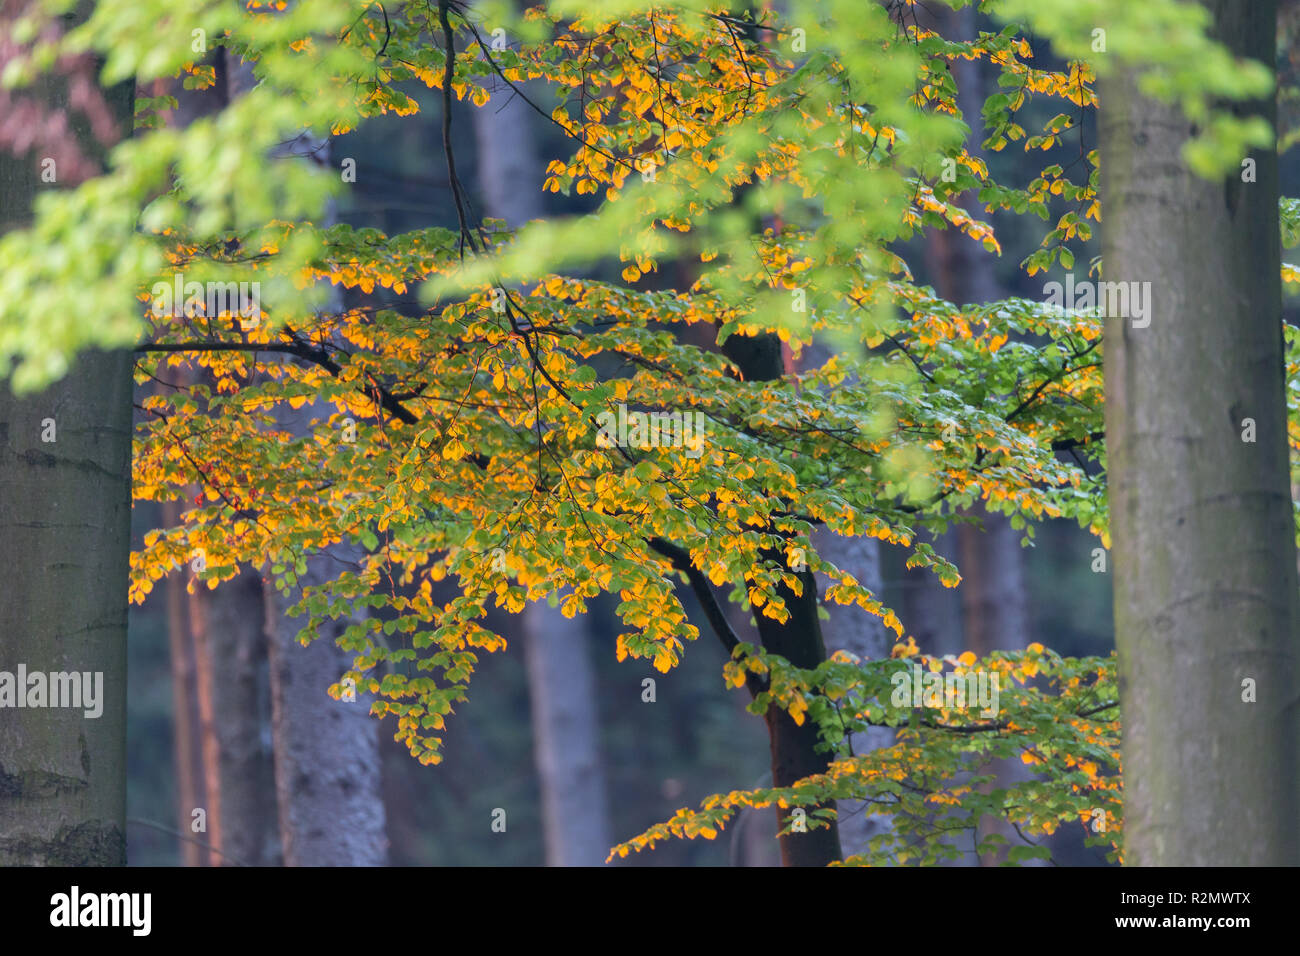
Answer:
[
  {"xmin": 467, "ymin": 18, "xmax": 614, "ymax": 864},
  {"xmin": 0, "ymin": 1, "xmax": 133, "ymax": 865},
  {"xmin": 1101, "ymin": 0, "xmax": 1300, "ymax": 865},
  {"xmin": 1, "ymin": 0, "xmax": 1293, "ymax": 866}
]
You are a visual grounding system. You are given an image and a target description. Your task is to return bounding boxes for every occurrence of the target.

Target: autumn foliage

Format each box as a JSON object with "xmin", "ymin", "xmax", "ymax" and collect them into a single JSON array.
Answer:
[{"xmin": 4, "ymin": 0, "xmax": 1289, "ymax": 864}]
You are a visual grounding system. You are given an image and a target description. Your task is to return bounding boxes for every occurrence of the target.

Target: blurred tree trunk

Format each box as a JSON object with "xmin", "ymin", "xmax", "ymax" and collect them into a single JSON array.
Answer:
[
  {"xmin": 1100, "ymin": 0, "xmax": 1300, "ymax": 864},
  {"xmin": 900, "ymin": 529, "xmax": 964, "ymax": 657},
  {"xmin": 259, "ymin": 102, "xmax": 388, "ymax": 866},
  {"xmin": 790, "ymin": 338, "xmax": 893, "ymax": 860},
  {"xmin": 955, "ymin": 508, "xmax": 1039, "ymax": 865},
  {"xmin": 259, "ymin": 349, "xmax": 388, "ymax": 865},
  {"xmin": 265, "ymin": 550, "xmax": 388, "ymax": 865},
  {"xmin": 921, "ymin": 0, "xmax": 1041, "ymax": 865},
  {"xmin": 521, "ymin": 601, "xmax": 612, "ymax": 865},
  {"xmin": 263, "ymin": 374, "xmax": 390, "ymax": 865},
  {"xmin": 152, "ymin": 53, "xmax": 280, "ymax": 866},
  {"xmin": 150, "ymin": 76, "xmax": 215, "ymax": 869},
  {"xmin": 812, "ymin": 529, "xmax": 893, "ymax": 859},
  {"xmin": 956, "ymin": 516, "xmax": 1029, "ymax": 658},
  {"xmin": 721, "ymin": 607, "xmax": 781, "ymax": 867},
  {"xmin": 722, "ymin": 335, "xmax": 842, "ymax": 867},
  {"xmin": 189, "ymin": 569, "xmax": 278, "ymax": 865},
  {"xmin": 470, "ymin": 5, "xmax": 613, "ymax": 866},
  {"xmin": 0, "ymin": 4, "xmax": 133, "ymax": 865},
  {"xmin": 161, "ymin": 498, "xmax": 208, "ymax": 866},
  {"xmin": 190, "ymin": 50, "xmax": 279, "ymax": 868}
]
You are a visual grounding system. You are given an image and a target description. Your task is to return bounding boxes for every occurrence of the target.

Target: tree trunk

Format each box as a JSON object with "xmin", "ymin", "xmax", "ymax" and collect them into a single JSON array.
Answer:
[
  {"xmin": 956, "ymin": 509, "xmax": 1039, "ymax": 865},
  {"xmin": 812, "ymin": 528, "xmax": 893, "ymax": 859},
  {"xmin": 162, "ymin": 498, "xmax": 209, "ymax": 866},
  {"xmin": 901, "ymin": 530, "xmax": 964, "ymax": 657},
  {"xmin": 265, "ymin": 553, "xmax": 388, "ymax": 866},
  {"xmin": 176, "ymin": 49, "xmax": 279, "ymax": 868},
  {"xmin": 724, "ymin": 334, "xmax": 842, "ymax": 866},
  {"xmin": 922, "ymin": 1, "xmax": 1040, "ymax": 862},
  {"xmin": 189, "ymin": 570, "xmax": 278, "ymax": 865},
  {"xmin": 521, "ymin": 600, "xmax": 612, "ymax": 865},
  {"xmin": 145, "ymin": 52, "xmax": 281, "ymax": 867},
  {"xmin": 0, "ymin": 8, "xmax": 133, "ymax": 866},
  {"xmin": 0, "ymin": 348, "xmax": 133, "ymax": 866},
  {"xmin": 261, "ymin": 123, "xmax": 388, "ymax": 866},
  {"xmin": 957, "ymin": 516, "xmax": 1029, "ymax": 658},
  {"xmin": 243, "ymin": 37, "xmax": 389, "ymax": 860},
  {"xmin": 1100, "ymin": 0, "xmax": 1300, "ymax": 864},
  {"xmin": 469, "ymin": 13, "xmax": 613, "ymax": 866},
  {"xmin": 793, "ymin": 339, "xmax": 893, "ymax": 860}
]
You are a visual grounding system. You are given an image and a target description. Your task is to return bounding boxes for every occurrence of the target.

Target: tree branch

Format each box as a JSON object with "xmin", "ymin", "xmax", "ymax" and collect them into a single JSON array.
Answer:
[
  {"xmin": 1050, "ymin": 430, "xmax": 1104, "ymax": 452},
  {"xmin": 646, "ymin": 536, "xmax": 766, "ymax": 697}
]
